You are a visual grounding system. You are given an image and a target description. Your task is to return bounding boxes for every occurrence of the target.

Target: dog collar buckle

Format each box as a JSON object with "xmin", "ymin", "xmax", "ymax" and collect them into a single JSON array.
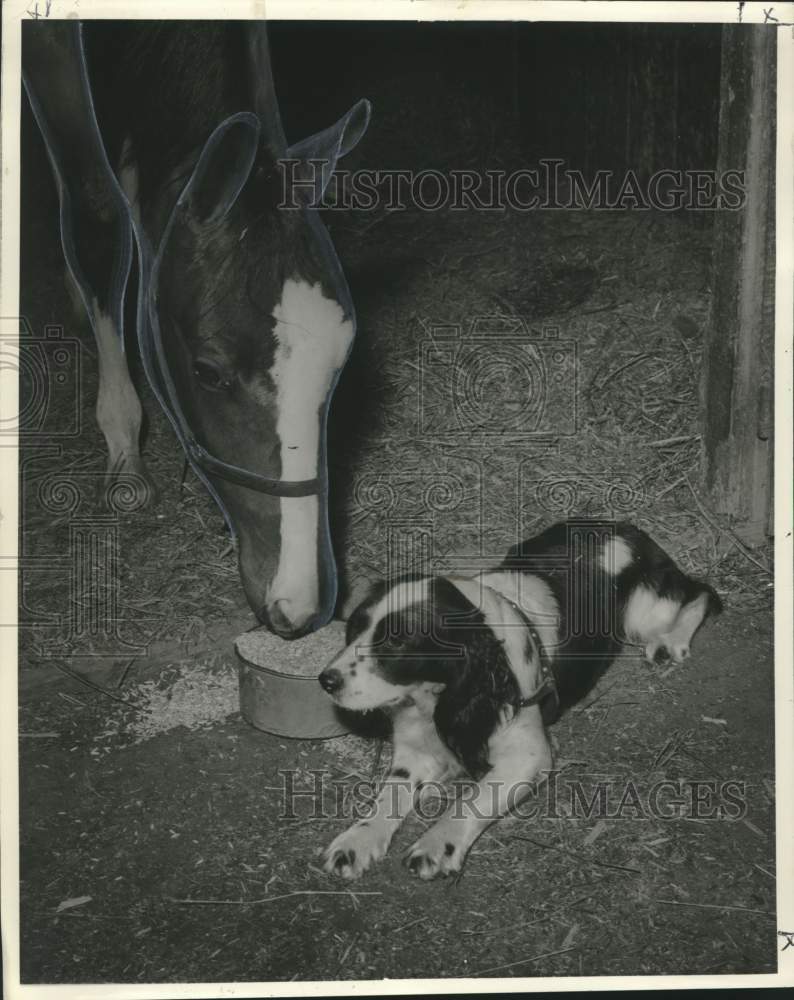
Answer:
[{"xmin": 517, "ymin": 622, "xmax": 559, "ymax": 720}]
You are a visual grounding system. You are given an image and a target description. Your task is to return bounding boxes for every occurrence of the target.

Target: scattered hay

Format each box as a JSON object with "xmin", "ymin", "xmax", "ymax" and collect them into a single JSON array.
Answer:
[
  {"xmin": 236, "ymin": 621, "xmax": 346, "ymax": 677},
  {"xmin": 97, "ymin": 654, "xmax": 238, "ymax": 746},
  {"xmin": 332, "ymin": 204, "xmax": 771, "ymax": 604},
  {"xmin": 323, "ymin": 732, "xmax": 391, "ymax": 779}
]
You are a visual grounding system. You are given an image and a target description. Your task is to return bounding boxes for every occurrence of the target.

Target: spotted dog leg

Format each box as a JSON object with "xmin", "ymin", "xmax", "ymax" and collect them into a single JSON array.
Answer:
[
  {"xmin": 405, "ymin": 707, "xmax": 552, "ymax": 881},
  {"xmin": 321, "ymin": 704, "xmax": 456, "ymax": 880}
]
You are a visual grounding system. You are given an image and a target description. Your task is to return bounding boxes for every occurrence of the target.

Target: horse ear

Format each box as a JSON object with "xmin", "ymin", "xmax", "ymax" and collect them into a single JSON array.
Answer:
[
  {"xmin": 182, "ymin": 112, "xmax": 261, "ymax": 225},
  {"xmin": 286, "ymin": 98, "xmax": 371, "ymax": 203}
]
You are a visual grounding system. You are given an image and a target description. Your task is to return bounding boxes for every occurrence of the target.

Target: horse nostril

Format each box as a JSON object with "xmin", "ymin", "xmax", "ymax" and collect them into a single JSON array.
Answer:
[
  {"xmin": 319, "ymin": 668, "xmax": 343, "ymax": 694},
  {"xmin": 258, "ymin": 599, "xmax": 301, "ymax": 638},
  {"xmin": 258, "ymin": 598, "xmax": 326, "ymax": 639},
  {"xmin": 267, "ymin": 601, "xmax": 294, "ymax": 634}
]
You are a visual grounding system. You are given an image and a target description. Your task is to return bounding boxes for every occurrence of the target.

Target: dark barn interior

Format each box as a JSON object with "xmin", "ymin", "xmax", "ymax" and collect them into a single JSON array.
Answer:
[
  {"xmin": 270, "ymin": 21, "xmax": 722, "ymax": 175},
  {"xmin": 18, "ymin": 19, "xmax": 776, "ymax": 983}
]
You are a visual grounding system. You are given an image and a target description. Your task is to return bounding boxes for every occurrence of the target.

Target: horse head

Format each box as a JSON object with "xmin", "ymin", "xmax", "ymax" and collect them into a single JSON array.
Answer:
[{"xmin": 147, "ymin": 99, "xmax": 370, "ymax": 638}]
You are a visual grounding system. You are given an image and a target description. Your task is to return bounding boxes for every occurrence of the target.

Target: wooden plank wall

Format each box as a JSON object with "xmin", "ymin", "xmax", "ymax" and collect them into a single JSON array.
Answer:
[{"xmin": 700, "ymin": 25, "xmax": 776, "ymax": 545}]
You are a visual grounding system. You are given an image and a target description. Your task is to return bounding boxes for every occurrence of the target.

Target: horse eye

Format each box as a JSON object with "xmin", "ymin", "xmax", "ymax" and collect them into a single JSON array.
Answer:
[{"xmin": 193, "ymin": 360, "xmax": 233, "ymax": 392}]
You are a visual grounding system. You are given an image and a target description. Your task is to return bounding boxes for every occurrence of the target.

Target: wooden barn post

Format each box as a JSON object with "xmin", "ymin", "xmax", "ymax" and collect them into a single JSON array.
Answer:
[{"xmin": 700, "ymin": 25, "xmax": 776, "ymax": 546}]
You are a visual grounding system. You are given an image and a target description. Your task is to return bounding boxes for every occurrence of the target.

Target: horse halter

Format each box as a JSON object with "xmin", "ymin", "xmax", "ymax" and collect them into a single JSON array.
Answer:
[{"xmin": 138, "ymin": 112, "xmax": 327, "ymax": 537}]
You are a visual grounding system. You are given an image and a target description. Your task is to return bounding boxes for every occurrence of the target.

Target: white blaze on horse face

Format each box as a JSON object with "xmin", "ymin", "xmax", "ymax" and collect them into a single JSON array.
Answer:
[{"xmin": 266, "ymin": 278, "xmax": 354, "ymax": 622}]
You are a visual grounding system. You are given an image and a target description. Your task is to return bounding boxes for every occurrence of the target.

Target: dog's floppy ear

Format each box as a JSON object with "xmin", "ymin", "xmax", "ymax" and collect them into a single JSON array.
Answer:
[
  {"xmin": 344, "ymin": 572, "xmax": 428, "ymax": 646},
  {"xmin": 345, "ymin": 578, "xmax": 390, "ymax": 645},
  {"xmin": 430, "ymin": 579, "xmax": 520, "ymax": 780}
]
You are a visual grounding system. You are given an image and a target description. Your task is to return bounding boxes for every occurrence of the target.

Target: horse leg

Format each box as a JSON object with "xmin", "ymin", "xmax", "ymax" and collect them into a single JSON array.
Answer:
[
  {"xmin": 63, "ymin": 264, "xmax": 151, "ymax": 501},
  {"xmin": 23, "ymin": 21, "xmax": 154, "ymax": 506},
  {"xmin": 91, "ymin": 305, "xmax": 151, "ymax": 496}
]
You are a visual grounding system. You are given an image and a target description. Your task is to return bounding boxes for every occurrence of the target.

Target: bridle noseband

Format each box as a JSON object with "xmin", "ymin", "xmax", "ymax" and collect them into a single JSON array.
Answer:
[{"xmin": 186, "ymin": 442, "xmax": 323, "ymax": 498}]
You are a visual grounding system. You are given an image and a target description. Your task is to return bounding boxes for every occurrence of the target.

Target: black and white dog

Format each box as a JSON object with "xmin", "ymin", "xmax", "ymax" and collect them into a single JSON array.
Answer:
[{"xmin": 318, "ymin": 520, "xmax": 722, "ymax": 880}]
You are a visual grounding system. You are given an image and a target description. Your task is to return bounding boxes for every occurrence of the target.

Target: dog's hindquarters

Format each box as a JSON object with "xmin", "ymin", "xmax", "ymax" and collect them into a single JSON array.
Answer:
[{"xmin": 501, "ymin": 521, "xmax": 722, "ymax": 716}]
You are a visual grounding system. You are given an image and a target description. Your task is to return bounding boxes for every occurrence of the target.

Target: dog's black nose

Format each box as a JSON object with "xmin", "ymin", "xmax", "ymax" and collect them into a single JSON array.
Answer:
[{"xmin": 318, "ymin": 667, "xmax": 343, "ymax": 694}]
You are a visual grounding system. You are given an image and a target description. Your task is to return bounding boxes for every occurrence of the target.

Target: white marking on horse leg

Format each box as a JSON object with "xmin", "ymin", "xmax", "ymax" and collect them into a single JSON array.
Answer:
[
  {"xmin": 265, "ymin": 278, "xmax": 354, "ymax": 624},
  {"xmin": 91, "ymin": 303, "xmax": 143, "ymax": 476}
]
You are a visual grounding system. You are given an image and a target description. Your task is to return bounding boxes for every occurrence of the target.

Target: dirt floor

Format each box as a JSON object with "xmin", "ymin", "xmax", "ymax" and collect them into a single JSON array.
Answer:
[{"xmin": 17, "ymin": 28, "xmax": 776, "ymax": 984}]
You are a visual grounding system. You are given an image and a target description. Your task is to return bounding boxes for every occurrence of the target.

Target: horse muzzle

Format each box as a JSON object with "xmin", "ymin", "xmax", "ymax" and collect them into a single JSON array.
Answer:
[{"xmin": 256, "ymin": 597, "xmax": 331, "ymax": 640}]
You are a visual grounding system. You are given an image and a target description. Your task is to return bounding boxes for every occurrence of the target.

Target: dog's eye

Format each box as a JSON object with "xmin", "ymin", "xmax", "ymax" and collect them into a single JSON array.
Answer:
[{"xmin": 193, "ymin": 359, "xmax": 234, "ymax": 392}]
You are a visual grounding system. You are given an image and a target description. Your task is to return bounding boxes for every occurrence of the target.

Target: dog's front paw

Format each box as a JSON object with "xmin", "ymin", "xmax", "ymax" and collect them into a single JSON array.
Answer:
[
  {"xmin": 404, "ymin": 829, "xmax": 465, "ymax": 881},
  {"xmin": 320, "ymin": 822, "xmax": 389, "ymax": 880}
]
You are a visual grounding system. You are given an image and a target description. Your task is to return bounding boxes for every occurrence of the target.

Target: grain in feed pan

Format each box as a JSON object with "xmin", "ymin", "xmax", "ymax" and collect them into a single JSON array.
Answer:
[{"xmin": 235, "ymin": 620, "xmax": 355, "ymax": 738}]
